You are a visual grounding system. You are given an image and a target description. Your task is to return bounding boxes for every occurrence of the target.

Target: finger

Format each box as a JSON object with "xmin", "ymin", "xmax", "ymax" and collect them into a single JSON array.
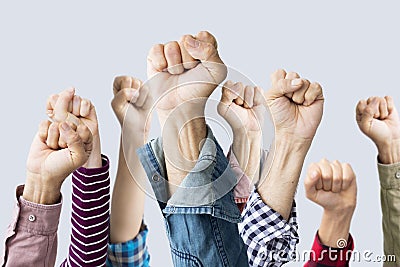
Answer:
[
  {"xmin": 183, "ymin": 35, "xmax": 222, "ymax": 64},
  {"xmin": 77, "ymin": 123, "xmax": 93, "ymax": 145},
  {"xmin": 304, "ymin": 82, "xmax": 323, "ymax": 106},
  {"xmin": 135, "ymin": 85, "xmax": 151, "ymax": 108},
  {"xmin": 243, "ymin": 86, "xmax": 255, "ymax": 108},
  {"xmin": 72, "ymin": 95, "xmax": 82, "ymax": 117},
  {"xmin": 80, "ymin": 99, "xmax": 91, "ymax": 118},
  {"xmin": 304, "ymin": 163, "xmax": 321, "ymax": 199},
  {"xmin": 46, "ymin": 94, "xmax": 59, "ymax": 118},
  {"xmin": 233, "ymin": 82, "xmax": 245, "ymax": 106},
  {"xmin": 385, "ymin": 96, "xmax": 395, "ymax": 115},
  {"xmin": 285, "ymin": 72, "xmax": 300, "ymax": 79},
  {"xmin": 319, "ymin": 158, "xmax": 333, "ymax": 191},
  {"xmin": 164, "ymin": 41, "xmax": 184, "ymax": 75},
  {"xmin": 220, "ymin": 81, "xmax": 237, "ymax": 104},
  {"xmin": 112, "ymin": 88, "xmax": 138, "ymax": 110},
  {"xmin": 59, "ymin": 122, "xmax": 88, "ymax": 168},
  {"xmin": 195, "ymin": 31, "xmax": 218, "ymax": 48},
  {"xmin": 292, "ymin": 79, "xmax": 310, "ymax": 105},
  {"xmin": 331, "ymin": 160, "xmax": 343, "ymax": 193},
  {"xmin": 253, "ymin": 86, "xmax": 265, "ymax": 107},
  {"xmin": 113, "ymin": 76, "xmax": 132, "ymax": 95},
  {"xmin": 38, "ymin": 120, "xmax": 51, "ymax": 143},
  {"xmin": 356, "ymin": 100, "xmax": 367, "ymax": 123},
  {"xmin": 46, "ymin": 122, "xmax": 60, "ymax": 150},
  {"xmin": 267, "ymin": 78, "xmax": 304, "ymax": 99},
  {"xmin": 270, "ymin": 69, "xmax": 287, "ymax": 85},
  {"xmin": 379, "ymin": 97, "xmax": 389, "ymax": 119},
  {"xmin": 54, "ymin": 87, "xmax": 75, "ymax": 122},
  {"xmin": 147, "ymin": 44, "xmax": 167, "ymax": 77},
  {"xmin": 179, "ymin": 35, "xmax": 199, "ymax": 69},
  {"xmin": 370, "ymin": 98, "xmax": 381, "ymax": 119},
  {"xmin": 341, "ymin": 163, "xmax": 356, "ymax": 190}
]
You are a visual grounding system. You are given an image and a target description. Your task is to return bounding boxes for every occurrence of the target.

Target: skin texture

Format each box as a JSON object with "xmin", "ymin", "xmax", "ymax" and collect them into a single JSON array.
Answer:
[
  {"xmin": 356, "ymin": 96, "xmax": 400, "ymax": 164},
  {"xmin": 258, "ymin": 69, "xmax": 324, "ymax": 220},
  {"xmin": 217, "ymin": 81, "xmax": 265, "ymax": 183},
  {"xmin": 46, "ymin": 88, "xmax": 102, "ymax": 169},
  {"xmin": 109, "ymin": 76, "xmax": 152, "ymax": 243},
  {"xmin": 305, "ymin": 159, "xmax": 357, "ymax": 248},
  {"xmin": 147, "ymin": 31, "xmax": 227, "ymax": 196},
  {"xmin": 24, "ymin": 89, "xmax": 94, "ymax": 205}
]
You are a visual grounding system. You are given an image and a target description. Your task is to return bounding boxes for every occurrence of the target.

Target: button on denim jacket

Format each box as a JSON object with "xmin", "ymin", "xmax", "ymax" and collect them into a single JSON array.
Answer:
[{"xmin": 137, "ymin": 126, "xmax": 249, "ymax": 267}]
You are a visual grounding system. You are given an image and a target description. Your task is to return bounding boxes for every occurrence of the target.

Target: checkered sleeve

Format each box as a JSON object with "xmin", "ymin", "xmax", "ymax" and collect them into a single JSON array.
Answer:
[
  {"xmin": 239, "ymin": 190, "xmax": 299, "ymax": 267},
  {"xmin": 106, "ymin": 227, "xmax": 150, "ymax": 267}
]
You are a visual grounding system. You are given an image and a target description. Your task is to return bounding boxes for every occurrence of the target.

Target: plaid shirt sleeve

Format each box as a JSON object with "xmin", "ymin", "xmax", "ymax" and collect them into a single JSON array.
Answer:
[
  {"xmin": 304, "ymin": 232, "xmax": 354, "ymax": 267},
  {"xmin": 106, "ymin": 227, "xmax": 150, "ymax": 267},
  {"xmin": 239, "ymin": 190, "xmax": 299, "ymax": 267}
]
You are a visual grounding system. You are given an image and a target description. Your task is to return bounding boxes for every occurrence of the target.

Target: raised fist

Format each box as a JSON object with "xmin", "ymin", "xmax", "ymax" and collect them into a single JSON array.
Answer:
[
  {"xmin": 25, "ymin": 120, "xmax": 93, "ymax": 204},
  {"xmin": 265, "ymin": 69, "xmax": 324, "ymax": 142},
  {"xmin": 47, "ymin": 88, "xmax": 101, "ymax": 168},
  {"xmin": 111, "ymin": 76, "xmax": 152, "ymax": 137},
  {"xmin": 217, "ymin": 81, "xmax": 265, "ymax": 133},
  {"xmin": 304, "ymin": 159, "xmax": 357, "ymax": 212},
  {"xmin": 356, "ymin": 96, "xmax": 400, "ymax": 163},
  {"xmin": 147, "ymin": 31, "xmax": 227, "ymax": 122}
]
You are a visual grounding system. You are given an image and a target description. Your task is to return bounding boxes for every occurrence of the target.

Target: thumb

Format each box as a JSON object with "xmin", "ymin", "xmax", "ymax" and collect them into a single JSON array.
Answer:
[
  {"xmin": 304, "ymin": 164, "xmax": 321, "ymax": 200},
  {"xmin": 183, "ymin": 35, "xmax": 227, "ymax": 82},
  {"xmin": 266, "ymin": 78, "xmax": 304, "ymax": 99},
  {"xmin": 59, "ymin": 122, "xmax": 88, "ymax": 169}
]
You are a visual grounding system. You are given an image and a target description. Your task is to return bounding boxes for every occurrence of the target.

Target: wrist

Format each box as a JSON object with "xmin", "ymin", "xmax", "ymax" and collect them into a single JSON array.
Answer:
[
  {"xmin": 232, "ymin": 131, "xmax": 261, "ymax": 180},
  {"xmin": 23, "ymin": 173, "xmax": 62, "ymax": 205},
  {"xmin": 318, "ymin": 209, "xmax": 353, "ymax": 248},
  {"xmin": 84, "ymin": 135, "xmax": 102, "ymax": 169},
  {"xmin": 377, "ymin": 139, "xmax": 400, "ymax": 164}
]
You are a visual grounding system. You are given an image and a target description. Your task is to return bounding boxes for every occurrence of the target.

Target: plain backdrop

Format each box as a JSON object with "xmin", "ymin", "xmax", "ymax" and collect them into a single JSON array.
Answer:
[{"xmin": 1, "ymin": 1, "xmax": 399, "ymax": 266}]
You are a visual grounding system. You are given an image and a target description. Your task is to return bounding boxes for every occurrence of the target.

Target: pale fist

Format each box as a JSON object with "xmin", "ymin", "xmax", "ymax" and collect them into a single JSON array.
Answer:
[
  {"xmin": 356, "ymin": 96, "xmax": 400, "ymax": 151},
  {"xmin": 266, "ymin": 69, "xmax": 324, "ymax": 142},
  {"xmin": 26, "ymin": 120, "xmax": 93, "ymax": 186},
  {"xmin": 218, "ymin": 81, "xmax": 265, "ymax": 132},
  {"xmin": 147, "ymin": 31, "xmax": 227, "ymax": 114},
  {"xmin": 111, "ymin": 76, "xmax": 152, "ymax": 135},
  {"xmin": 305, "ymin": 159, "xmax": 357, "ymax": 212}
]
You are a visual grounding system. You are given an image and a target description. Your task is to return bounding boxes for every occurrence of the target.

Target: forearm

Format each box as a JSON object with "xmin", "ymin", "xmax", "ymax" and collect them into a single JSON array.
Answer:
[
  {"xmin": 23, "ymin": 173, "xmax": 62, "ymax": 205},
  {"xmin": 161, "ymin": 115, "xmax": 207, "ymax": 195},
  {"xmin": 110, "ymin": 139, "xmax": 146, "ymax": 243},
  {"xmin": 377, "ymin": 139, "xmax": 400, "ymax": 164},
  {"xmin": 232, "ymin": 130, "xmax": 261, "ymax": 183},
  {"xmin": 318, "ymin": 210, "xmax": 353, "ymax": 248},
  {"xmin": 257, "ymin": 136, "xmax": 310, "ymax": 220}
]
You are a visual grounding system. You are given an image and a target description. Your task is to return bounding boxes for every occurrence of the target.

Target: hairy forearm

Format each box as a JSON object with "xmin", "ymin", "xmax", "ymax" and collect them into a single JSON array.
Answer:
[
  {"xmin": 110, "ymin": 137, "xmax": 145, "ymax": 243},
  {"xmin": 232, "ymin": 130, "xmax": 261, "ymax": 183},
  {"xmin": 377, "ymin": 139, "xmax": 400, "ymax": 164},
  {"xmin": 257, "ymin": 135, "xmax": 310, "ymax": 220},
  {"xmin": 318, "ymin": 209, "xmax": 353, "ymax": 248}
]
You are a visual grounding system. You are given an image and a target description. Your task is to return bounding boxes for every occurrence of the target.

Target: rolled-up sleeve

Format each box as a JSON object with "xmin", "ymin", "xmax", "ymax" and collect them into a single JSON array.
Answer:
[
  {"xmin": 1, "ymin": 185, "xmax": 62, "ymax": 267},
  {"xmin": 239, "ymin": 190, "xmax": 299, "ymax": 267}
]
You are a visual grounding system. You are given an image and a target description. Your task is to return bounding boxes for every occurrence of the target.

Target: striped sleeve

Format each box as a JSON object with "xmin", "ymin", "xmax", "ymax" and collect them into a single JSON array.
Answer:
[{"xmin": 61, "ymin": 155, "xmax": 110, "ymax": 267}]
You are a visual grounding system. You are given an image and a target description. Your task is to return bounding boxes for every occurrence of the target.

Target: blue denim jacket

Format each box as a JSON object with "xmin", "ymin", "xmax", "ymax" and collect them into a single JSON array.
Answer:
[{"xmin": 137, "ymin": 126, "xmax": 249, "ymax": 267}]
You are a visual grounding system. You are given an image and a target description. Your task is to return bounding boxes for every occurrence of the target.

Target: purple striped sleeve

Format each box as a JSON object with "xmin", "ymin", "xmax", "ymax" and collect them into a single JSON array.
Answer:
[{"xmin": 61, "ymin": 155, "xmax": 110, "ymax": 267}]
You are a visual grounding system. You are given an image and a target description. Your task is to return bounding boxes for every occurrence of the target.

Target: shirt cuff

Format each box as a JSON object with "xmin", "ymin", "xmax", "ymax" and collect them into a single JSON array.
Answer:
[
  {"xmin": 16, "ymin": 185, "xmax": 62, "ymax": 235},
  {"xmin": 307, "ymin": 232, "xmax": 354, "ymax": 266},
  {"xmin": 377, "ymin": 159, "xmax": 400, "ymax": 189}
]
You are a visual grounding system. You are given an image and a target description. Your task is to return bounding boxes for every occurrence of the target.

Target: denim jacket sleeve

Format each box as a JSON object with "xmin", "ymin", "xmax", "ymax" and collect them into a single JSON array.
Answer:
[
  {"xmin": 1, "ymin": 185, "xmax": 62, "ymax": 267},
  {"xmin": 377, "ymin": 160, "xmax": 400, "ymax": 266}
]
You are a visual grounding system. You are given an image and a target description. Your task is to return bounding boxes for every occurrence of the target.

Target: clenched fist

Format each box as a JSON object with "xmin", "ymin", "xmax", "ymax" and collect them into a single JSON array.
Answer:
[
  {"xmin": 147, "ymin": 31, "xmax": 227, "ymax": 123},
  {"xmin": 356, "ymin": 96, "xmax": 400, "ymax": 164},
  {"xmin": 266, "ymin": 69, "xmax": 324, "ymax": 143},
  {"xmin": 25, "ymin": 120, "xmax": 93, "ymax": 204},
  {"xmin": 305, "ymin": 159, "xmax": 357, "ymax": 212},
  {"xmin": 111, "ymin": 76, "xmax": 152, "ymax": 138}
]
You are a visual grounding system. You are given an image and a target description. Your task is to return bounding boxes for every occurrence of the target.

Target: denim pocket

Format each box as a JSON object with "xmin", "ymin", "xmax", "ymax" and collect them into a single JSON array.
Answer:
[{"xmin": 171, "ymin": 247, "xmax": 204, "ymax": 267}]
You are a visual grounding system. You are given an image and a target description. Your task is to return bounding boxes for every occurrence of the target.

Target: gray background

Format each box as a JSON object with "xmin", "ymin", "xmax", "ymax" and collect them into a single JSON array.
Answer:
[{"xmin": 0, "ymin": 1, "xmax": 398, "ymax": 266}]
